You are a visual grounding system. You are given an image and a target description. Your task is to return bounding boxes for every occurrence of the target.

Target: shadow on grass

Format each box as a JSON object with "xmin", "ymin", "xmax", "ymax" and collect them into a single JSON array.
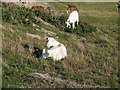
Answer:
[
  {"xmin": 64, "ymin": 21, "xmax": 97, "ymax": 36},
  {"xmin": 32, "ymin": 47, "xmax": 43, "ymax": 58},
  {"xmin": 21, "ymin": 43, "xmax": 43, "ymax": 58}
]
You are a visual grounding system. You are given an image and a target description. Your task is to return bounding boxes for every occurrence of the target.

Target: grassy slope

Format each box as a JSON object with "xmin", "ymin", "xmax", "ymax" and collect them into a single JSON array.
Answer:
[{"xmin": 2, "ymin": 2, "xmax": 118, "ymax": 88}]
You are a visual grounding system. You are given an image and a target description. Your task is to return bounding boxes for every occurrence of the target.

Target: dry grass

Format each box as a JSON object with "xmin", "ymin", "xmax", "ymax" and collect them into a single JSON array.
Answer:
[{"xmin": 2, "ymin": 2, "xmax": 118, "ymax": 88}]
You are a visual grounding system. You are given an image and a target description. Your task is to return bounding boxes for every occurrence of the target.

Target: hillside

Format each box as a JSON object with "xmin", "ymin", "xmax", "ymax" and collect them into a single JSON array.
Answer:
[{"xmin": 2, "ymin": 2, "xmax": 118, "ymax": 88}]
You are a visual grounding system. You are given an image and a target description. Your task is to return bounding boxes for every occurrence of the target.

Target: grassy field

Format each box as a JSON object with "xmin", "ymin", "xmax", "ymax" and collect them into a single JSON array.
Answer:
[{"xmin": 2, "ymin": 2, "xmax": 118, "ymax": 88}]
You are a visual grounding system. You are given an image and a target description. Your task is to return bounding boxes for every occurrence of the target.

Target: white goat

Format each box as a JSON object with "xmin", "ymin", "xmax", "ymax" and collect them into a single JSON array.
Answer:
[
  {"xmin": 41, "ymin": 49, "xmax": 47, "ymax": 59},
  {"xmin": 66, "ymin": 11, "xmax": 79, "ymax": 29},
  {"xmin": 43, "ymin": 37, "xmax": 67, "ymax": 61},
  {"xmin": 46, "ymin": 37, "xmax": 60, "ymax": 48}
]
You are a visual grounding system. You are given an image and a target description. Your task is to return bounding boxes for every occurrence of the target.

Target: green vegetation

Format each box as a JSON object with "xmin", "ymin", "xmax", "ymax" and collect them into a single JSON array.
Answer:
[
  {"xmin": 34, "ymin": 10, "xmax": 67, "ymax": 30},
  {"xmin": 2, "ymin": 2, "xmax": 118, "ymax": 88},
  {"xmin": 34, "ymin": 8, "xmax": 97, "ymax": 36},
  {"xmin": 2, "ymin": 3, "xmax": 40, "ymax": 26}
]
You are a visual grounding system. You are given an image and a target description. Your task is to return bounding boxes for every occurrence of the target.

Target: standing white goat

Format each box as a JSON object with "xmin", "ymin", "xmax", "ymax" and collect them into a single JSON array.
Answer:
[
  {"xmin": 66, "ymin": 10, "xmax": 79, "ymax": 29},
  {"xmin": 43, "ymin": 37, "xmax": 67, "ymax": 61}
]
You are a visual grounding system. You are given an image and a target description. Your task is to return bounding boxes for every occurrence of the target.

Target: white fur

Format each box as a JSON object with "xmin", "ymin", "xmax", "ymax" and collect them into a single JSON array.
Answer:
[
  {"xmin": 46, "ymin": 37, "xmax": 67, "ymax": 61},
  {"xmin": 25, "ymin": 0, "xmax": 28, "ymax": 3},
  {"xmin": 66, "ymin": 11, "xmax": 79, "ymax": 29},
  {"xmin": 67, "ymin": 10, "xmax": 68, "ymax": 14},
  {"xmin": 41, "ymin": 49, "xmax": 46, "ymax": 59},
  {"xmin": 47, "ymin": 37, "xmax": 60, "ymax": 48}
]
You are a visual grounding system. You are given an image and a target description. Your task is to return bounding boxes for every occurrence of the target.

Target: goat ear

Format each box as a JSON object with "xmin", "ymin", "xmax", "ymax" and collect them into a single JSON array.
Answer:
[
  {"xmin": 67, "ymin": 19, "xmax": 70, "ymax": 22},
  {"xmin": 55, "ymin": 36, "xmax": 58, "ymax": 40},
  {"xmin": 44, "ymin": 36, "xmax": 48, "ymax": 39}
]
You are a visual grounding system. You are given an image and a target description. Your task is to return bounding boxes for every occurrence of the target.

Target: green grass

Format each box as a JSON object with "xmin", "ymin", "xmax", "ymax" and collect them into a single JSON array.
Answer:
[{"xmin": 2, "ymin": 2, "xmax": 118, "ymax": 88}]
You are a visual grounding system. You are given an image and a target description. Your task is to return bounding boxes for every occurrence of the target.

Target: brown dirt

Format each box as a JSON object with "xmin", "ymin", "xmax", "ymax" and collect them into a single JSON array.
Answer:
[
  {"xmin": 30, "ymin": 72, "xmax": 110, "ymax": 88},
  {"xmin": 14, "ymin": 2, "xmax": 52, "ymax": 9},
  {"xmin": 41, "ymin": 28, "xmax": 56, "ymax": 36},
  {"xmin": 35, "ymin": 16, "xmax": 56, "ymax": 28},
  {"xmin": 26, "ymin": 32, "xmax": 41, "ymax": 40},
  {"xmin": 9, "ymin": 27, "xmax": 15, "ymax": 33},
  {"xmin": 14, "ymin": 2, "xmax": 64, "ymax": 17},
  {"xmin": 0, "ymin": 24, "xmax": 5, "ymax": 30}
]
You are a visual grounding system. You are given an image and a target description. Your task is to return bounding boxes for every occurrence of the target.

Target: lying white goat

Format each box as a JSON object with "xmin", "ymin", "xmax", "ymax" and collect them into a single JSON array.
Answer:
[
  {"xmin": 66, "ymin": 10, "xmax": 79, "ymax": 29},
  {"xmin": 43, "ymin": 37, "xmax": 67, "ymax": 61}
]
